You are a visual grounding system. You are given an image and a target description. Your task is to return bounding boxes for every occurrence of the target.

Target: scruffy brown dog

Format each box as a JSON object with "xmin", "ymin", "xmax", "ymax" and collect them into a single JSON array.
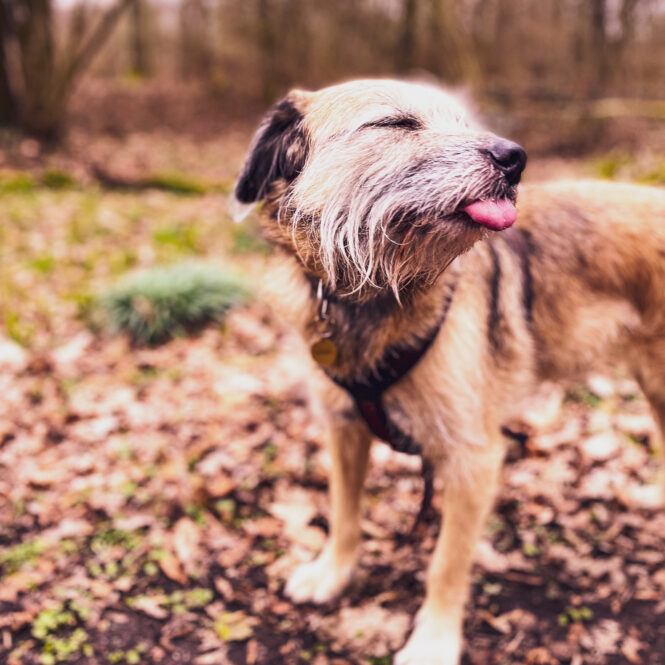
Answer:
[{"xmin": 231, "ymin": 79, "xmax": 665, "ymax": 665}]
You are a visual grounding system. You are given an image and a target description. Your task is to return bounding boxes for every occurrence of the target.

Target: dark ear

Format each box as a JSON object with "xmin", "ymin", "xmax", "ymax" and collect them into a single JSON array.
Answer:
[{"xmin": 234, "ymin": 93, "xmax": 310, "ymax": 204}]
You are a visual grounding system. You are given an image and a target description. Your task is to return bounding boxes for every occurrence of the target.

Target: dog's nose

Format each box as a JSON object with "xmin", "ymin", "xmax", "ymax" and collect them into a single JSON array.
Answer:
[{"xmin": 487, "ymin": 140, "xmax": 527, "ymax": 186}]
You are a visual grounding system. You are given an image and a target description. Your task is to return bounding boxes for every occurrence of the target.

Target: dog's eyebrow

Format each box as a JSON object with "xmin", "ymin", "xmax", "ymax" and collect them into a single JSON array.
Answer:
[{"xmin": 358, "ymin": 114, "xmax": 423, "ymax": 131}]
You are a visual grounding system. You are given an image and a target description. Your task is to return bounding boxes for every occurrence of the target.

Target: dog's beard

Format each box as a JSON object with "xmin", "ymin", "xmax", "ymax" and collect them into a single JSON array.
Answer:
[{"xmin": 282, "ymin": 137, "xmax": 516, "ymax": 301}]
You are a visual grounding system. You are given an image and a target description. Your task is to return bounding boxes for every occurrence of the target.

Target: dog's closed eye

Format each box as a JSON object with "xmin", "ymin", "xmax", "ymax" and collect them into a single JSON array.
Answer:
[{"xmin": 360, "ymin": 114, "xmax": 422, "ymax": 131}]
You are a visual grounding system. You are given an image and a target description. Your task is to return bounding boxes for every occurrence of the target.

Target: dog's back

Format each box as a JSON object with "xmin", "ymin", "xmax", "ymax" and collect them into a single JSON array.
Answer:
[{"xmin": 516, "ymin": 180, "xmax": 665, "ymax": 381}]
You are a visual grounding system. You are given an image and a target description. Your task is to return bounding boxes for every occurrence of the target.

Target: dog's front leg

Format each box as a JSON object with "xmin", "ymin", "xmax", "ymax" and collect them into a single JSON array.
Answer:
[
  {"xmin": 396, "ymin": 438, "xmax": 505, "ymax": 665},
  {"xmin": 286, "ymin": 416, "xmax": 372, "ymax": 603}
]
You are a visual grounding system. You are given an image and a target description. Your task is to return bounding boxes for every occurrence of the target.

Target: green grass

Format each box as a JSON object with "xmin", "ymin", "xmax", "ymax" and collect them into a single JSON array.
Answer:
[
  {"xmin": 144, "ymin": 172, "xmax": 209, "ymax": 195},
  {"xmin": 42, "ymin": 169, "xmax": 76, "ymax": 190},
  {"xmin": 99, "ymin": 260, "xmax": 250, "ymax": 346},
  {"xmin": 637, "ymin": 162, "xmax": 665, "ymax": 185},
  {"xmin": 0, "ymin": 171, "xmax": 35, "ymax": 193},
  {"xmin": 0, "ymin": 538, "xmax": 45, "ymax": 574},
  {"xmin": 592, "ymin": 152, "xmax": 633, "ymax": 179},
  {"xmin": 230, "ymin": 224, "xmax": 271, "ymax": 255},
  {"xmin": 0, "ymin": 183, "xmax": 265, "ymax": 349},
  {"xmin": 31, "ymin": 603, "xmax": 92, "ymax": 664}
]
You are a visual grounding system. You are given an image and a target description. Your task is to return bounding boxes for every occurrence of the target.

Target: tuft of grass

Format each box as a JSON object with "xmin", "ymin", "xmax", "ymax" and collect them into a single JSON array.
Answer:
[
  {"xmin": 30, "ymin": 254, "xmax": 56, "ymax": 274},
  {"xmin": 0, "ymin": 538, "xmax": 45, "ymax": 574},
  {"xmin": 99, "ymin": 260, "xmax": 250, "ymax": 346},
  {"xmin": 637, "ymin": 162, "xmax": 665, "ymax": 186},
  {"xmin": 565, "ymin": 386, "xmax": 603, "ymax": 409},
  {"xmin": 592, "ymin": 152, "xmax": 632, "ymax": 180},
  {"xmin": 230, "ymin": 224, "xmax": 271, "ymax": 255},
  {"xmin": 41, "ymin": 169, "xmax": 76, "ymax": 189},
  {"xmin": 0, "ymin": 171, "xmax": 35, "ymax": 193},
  {"xmin": 145, "ymin": 172, "xmax": 209, "ymax": 195},
  {"xmin": 153, "ymin": 222, "xmax": 200, "ymax": 253},
  {"xmin": 557, "ymin": 605, "xmax": 594, "ymax": 627}
]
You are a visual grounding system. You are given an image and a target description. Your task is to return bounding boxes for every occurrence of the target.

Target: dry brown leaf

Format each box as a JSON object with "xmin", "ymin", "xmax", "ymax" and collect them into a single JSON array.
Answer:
[
  {"xmin": 0, "ymin": 571, "xmax": 47, "ymax": 602},
  {"xmin": 213, "ymin": 577, "xmax": 234, "ymax": 601},
  {"xmin": 621, "ymin": 637, "xmax": 644, "ymax": 664},
  {"xmin": 172, "ymin": 517, "xmax": 201, "ymax": 575},
  {"xmin": 132, "ymin": 596, "xmax": 169, "ymax": 620},
  {"xmin": 526, "ymin": 647, "xmax": 558, "ymax": 665},
  {"xmin": 243, "ymin": 516, "xmax": 281, "ymax": 538},
  {"xmin": 206, "ymin": 473, "xmax": 235, "ymax": 498},
  {"xmin": 158, "ymin": 552, "xmax": 188, "ymax": 585},
  {"xmin": 317, "ymin": 604, "xmax": 411, "ymax": 657},
  {"xmin": 477, "ymin": 609, "xmax": 534, "ymax": 636},
  {"xmin": 193, "ymin": 649, "xmax": 229, "ymax": 665},
  {"xmin": 0, "ymin": 611, "xmax": 34, "ymax": 631},
  {"xmin": 246, "ymin": 638, "xmax": 258, "ymax": 664},
  {"xmin": 214, "ymin": 611, "xmax": 258, "ymax": 642}
]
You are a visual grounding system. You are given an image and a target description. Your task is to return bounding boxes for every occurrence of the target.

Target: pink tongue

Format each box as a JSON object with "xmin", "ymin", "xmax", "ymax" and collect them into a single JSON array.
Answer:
[{"xmin": 462, "ymin": 199, "xmax": 517, "ymax": 231}]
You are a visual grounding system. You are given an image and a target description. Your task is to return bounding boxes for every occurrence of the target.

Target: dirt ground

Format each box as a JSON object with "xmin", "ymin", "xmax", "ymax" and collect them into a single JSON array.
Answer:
[{"xmin": 0, "ymin": 82, "xmax": 664, "ymax": 665}]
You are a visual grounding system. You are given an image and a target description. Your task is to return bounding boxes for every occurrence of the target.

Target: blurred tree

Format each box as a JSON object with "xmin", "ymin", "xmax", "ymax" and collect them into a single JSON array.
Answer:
[
  {"xmin": 427, "ymin": 0, "xmax": 478, "ymax": 84},
  {"xmin": 130, "ymin": 0, "xmax": 150, "ymax": 77},
  {"xmin": 397, "ymin": 0, "xmax": 417, "ymax": 72},
  {"xmin": 0, "ymin": 0, "xmax": 136, "ymax": 138},
  {"xmin": 257, "ymin": 0, "xmax": 278, "ymax": 101},
  {"xmin": 179, "ymin": 0, "xmax": 212, "ymax": 78},
  {"xmin": 589, "ymin": 0, "xmax": 641, "ymax": 96}
]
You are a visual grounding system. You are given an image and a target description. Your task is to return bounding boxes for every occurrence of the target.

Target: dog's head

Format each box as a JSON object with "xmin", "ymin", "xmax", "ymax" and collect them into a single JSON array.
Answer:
[{"xmin": 233, "ymin": 79, "xmax": 526, "ymax": 300}]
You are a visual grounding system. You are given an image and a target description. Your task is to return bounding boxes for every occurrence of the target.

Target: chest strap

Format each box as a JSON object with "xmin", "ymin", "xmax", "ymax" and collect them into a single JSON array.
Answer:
[{"xmin": 323, "ymin": 283, "xmax": 456, "ymax": 535}]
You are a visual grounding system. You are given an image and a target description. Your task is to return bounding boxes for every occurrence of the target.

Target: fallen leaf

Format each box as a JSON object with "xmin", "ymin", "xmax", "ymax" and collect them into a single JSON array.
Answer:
[
  {"xmin": 132, "ymin": 596, "xmax": 169, "ymax": 620},
  {"xmin": 172, "ymin": 517, "xmax": 201, "ymax": 575},
  {"xmin": 213, "ymin": 611, "xmax": 258, "ymax": 642},
  {"xmin": 194, "ymin": 649, "xmax": 229, "ymax": 665},
  {"xmin": 206, "ymin": 473, "xmax": 235, "ymax": 498},
  {"xmin": 621, "ymin": 636, "xmax": 644, "ymax": 664},
  {"xmin": 159, "ymin": 552, "xmax": 188, "ymax": 585}
]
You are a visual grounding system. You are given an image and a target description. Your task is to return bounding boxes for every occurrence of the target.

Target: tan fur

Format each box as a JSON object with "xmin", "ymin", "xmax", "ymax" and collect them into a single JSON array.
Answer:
[{"xmin": 235, "ymin": 80, "xmax": 665, "ymax": 665}]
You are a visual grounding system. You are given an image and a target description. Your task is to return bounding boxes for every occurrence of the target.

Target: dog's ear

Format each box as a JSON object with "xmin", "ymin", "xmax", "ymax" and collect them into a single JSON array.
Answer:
[{"xmin": 233, "ymin": 92, "xmax": 310, "ymax": 210}]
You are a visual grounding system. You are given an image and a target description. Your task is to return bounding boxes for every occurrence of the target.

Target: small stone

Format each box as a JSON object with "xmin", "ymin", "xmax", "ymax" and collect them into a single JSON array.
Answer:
[
  {"xmin": 582, "ymin": 432, "xmax": 621, "ymax": 462},
  {"xmin": 0, "ymin": 338, "xmax": 29, "ymax": 373},
  {"xmin": 587, "ymin": 374, "xmax": 615, "ymax": 398}
]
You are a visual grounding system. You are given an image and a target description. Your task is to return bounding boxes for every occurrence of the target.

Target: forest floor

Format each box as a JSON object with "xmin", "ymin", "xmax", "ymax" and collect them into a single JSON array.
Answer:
[{"xmin": 0, "ymin": 83, "xmax": 664, "ymax": 665}]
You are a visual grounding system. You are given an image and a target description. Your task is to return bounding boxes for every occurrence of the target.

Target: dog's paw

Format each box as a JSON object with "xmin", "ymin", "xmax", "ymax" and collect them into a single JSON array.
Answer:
[
  {"xmin": 394, "ymin": 613, "xmax": 461, "ymax": 665},
  {"xmin": 285, "ymin": 546, "xmax": 354, "ymax": 604}
]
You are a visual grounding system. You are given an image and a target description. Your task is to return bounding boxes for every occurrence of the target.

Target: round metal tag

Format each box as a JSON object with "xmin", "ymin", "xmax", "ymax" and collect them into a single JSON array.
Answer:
[{"xmin": 311, "ymin": 338, "xmax": 338, "ymax": 366}]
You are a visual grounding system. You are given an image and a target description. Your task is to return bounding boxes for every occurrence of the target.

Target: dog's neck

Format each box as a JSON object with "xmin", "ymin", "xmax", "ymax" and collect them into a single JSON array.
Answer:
[{"xmin": 295, "ymin": 258, "xmax": 460, "ymax": 381}]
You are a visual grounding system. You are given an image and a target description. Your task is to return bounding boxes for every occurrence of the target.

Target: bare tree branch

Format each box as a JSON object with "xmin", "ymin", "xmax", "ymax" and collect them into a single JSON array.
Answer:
[{"xmin": 52, "ymin": 0, "xmax": 137, "ymax": 107}]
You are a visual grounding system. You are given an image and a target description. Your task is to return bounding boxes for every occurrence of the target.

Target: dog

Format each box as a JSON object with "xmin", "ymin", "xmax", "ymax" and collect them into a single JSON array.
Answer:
[{"xmin": 231, "ymin": 79, "xmax": 665, "ymax": 665}]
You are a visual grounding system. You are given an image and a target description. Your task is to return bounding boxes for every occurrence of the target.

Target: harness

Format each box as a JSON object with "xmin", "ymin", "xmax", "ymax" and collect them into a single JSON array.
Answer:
[{"xmin": 310, "ymin": 227, "xmax": 532, "ymax": 536}]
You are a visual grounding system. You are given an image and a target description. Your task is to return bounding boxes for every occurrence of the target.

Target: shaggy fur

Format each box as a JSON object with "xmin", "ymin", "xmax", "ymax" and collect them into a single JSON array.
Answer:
[{"xmin": 232, "ymin": 79, "xmax": 665, "ymax": 665}]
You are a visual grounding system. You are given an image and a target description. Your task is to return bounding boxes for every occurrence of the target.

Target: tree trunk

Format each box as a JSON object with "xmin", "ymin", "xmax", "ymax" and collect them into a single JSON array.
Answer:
[
  {"xmin": 590, "ymin": 0, "xmax": 608, "ymax": 96},
  {"xmin": 257, "ymin": 0, "xmax": 278, "ymax": 102},
  {"xmin": 397, "ymin": 0, "xmax": 417, "ymax": 72},
  {"xmin": 18, "ymin": 0, "xmax": 57, "ymax": 137},
  {"xmin": 0, "ymin": 2, "xmax": 19, "ymax": 125},
  {"xmin": 1, "ymin": 0, "xmax": 137, "ymax": 138},
  {"xmin": 180, "ymin": 0, "xmax": 211, "ymax": 78},
  {"xmin": 130, "ymin": 0, "xmax": 149, "ymax": 76}
]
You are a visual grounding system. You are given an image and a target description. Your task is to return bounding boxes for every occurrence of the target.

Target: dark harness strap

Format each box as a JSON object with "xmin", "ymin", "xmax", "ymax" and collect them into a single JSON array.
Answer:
[{"xmin": 324, "ymin": 283, "xmax": 457, "ymax": 535}]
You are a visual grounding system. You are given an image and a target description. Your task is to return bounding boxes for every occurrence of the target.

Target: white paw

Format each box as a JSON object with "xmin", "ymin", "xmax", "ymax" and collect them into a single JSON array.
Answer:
[
  {"xmin": 285, "ymin": 545, "xmax": 355, "ymax": 604},
  {"xmin": 395, "ymin": 612, "xmax": 461, "ymax": 665}
]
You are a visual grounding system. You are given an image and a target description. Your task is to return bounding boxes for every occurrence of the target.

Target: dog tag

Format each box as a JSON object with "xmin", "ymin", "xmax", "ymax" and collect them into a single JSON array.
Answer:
[{"xmin": 311, "ymin": 338, "xmax": 338, "ymax": 366}]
